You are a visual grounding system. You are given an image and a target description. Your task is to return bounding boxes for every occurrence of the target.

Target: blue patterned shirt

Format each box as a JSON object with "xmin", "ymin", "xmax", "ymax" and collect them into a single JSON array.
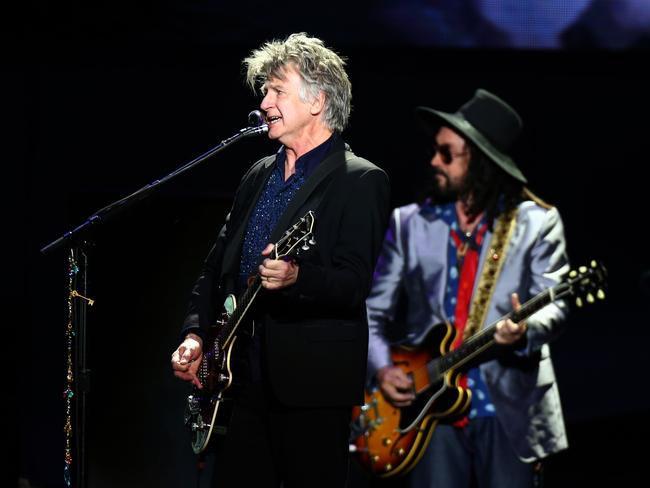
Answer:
[
  {"xmin": 238, "ymin": 134, "xmax": 336, "ymax": 286},
  {"xmin": 238, "ymin": 134, "xmax": 337, "ymax": 382},
  {"xmin": 434, "ymin": 202, "xmax": 496, "ymax": 419}
]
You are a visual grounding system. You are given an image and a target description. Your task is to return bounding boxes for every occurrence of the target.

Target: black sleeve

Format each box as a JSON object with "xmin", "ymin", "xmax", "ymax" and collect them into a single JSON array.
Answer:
[{"xmin": 287, "ymin": 165, "xmax": 391, "ymax": 311}]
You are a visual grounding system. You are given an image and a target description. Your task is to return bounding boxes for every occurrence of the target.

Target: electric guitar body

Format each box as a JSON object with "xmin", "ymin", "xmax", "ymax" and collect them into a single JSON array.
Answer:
[
  {"xmin": 184, "ymin": 211, "xmax": 316, "ymax": 454},
  {"xmin": 351, "ymin": 322, "xmax": 471, "ymax": 478},
  {"xmin": 351, "ymin": 260, "xmax": 607, "ymax": 477}
]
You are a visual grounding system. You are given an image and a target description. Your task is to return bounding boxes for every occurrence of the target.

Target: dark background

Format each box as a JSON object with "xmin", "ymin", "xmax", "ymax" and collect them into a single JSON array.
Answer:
[{"xmin": 7, "ymin": 2, "xmax": 650, "ymax": 487}]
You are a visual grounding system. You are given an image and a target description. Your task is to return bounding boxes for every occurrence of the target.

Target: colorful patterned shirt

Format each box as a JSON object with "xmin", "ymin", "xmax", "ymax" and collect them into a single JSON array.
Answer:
[{"xmin": 434, "ymin": 202, "xmax": 496, "ymax": 420}]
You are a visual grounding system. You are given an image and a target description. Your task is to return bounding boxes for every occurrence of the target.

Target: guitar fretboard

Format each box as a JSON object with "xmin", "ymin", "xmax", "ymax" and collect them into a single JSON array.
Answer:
[{"xmin": 427, "ymin": 281, "xmax": 570, "ymax": 381}]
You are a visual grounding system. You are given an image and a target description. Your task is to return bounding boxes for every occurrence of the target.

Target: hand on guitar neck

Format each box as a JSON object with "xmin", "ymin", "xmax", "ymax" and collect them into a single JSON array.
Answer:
[
  {"xmin": 377, "ymin": 293, "xmax": 527, "ymax": 408},
  {"xmin": 258, "ymin": 243, "xmax": 299, "ymax": 290},
  {"xmin": 494, "ymin": 293, "xmax": 527, "ymax": 345},
  {"xmin": 171, "ymin": 332, "xmax": 204, "ymax": 389}
]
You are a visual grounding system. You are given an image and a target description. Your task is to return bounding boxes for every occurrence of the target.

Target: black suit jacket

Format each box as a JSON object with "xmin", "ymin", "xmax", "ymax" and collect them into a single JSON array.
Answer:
[{"xmin": 182, "ymin": 137, "xmax": 390, "ymax": 407}]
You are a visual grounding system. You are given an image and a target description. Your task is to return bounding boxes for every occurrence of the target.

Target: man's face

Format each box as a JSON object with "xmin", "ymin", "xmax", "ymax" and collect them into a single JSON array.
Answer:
[
  {"xmin": 429, "ymin": 126, "xmax": 470, "ymax": 200},
  {"xmin": 260, "ymin": 65, "xmax": 320, "ymax": 148}
]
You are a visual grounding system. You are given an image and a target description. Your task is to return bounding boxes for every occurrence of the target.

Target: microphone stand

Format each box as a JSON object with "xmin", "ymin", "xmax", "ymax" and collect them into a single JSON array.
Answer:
[
  {"xmin": 41, "ymin": 122, "xmax": 268, "ymax": 255},
  {"xmin": 40, "ymin": 120, "xmax": 268, "ymax": 488}
]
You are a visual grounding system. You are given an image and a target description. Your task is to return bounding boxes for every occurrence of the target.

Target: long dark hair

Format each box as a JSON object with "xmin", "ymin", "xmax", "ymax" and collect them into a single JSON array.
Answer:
[
  {"xmin": 462, "ymin": 141, "xmax": 524, "ymax": 226},
  {"xmin": 421, "ymin": 138, "xmax": 535, "ymax": 229}
]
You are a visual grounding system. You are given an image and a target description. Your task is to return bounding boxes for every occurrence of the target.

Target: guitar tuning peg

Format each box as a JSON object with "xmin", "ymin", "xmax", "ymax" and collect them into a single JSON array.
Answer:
[
  {"xmin": 309, "ymin": 237, "xmax": 316, "ymax": 245},
  {"xmin": 597, "ymin": 289, "xmax": 605, "ymax": 300},
  {"xmin": 301, "ymin": 243, "xmax": 310, "ymax": 251},
  {"xmin": 586, "ymin": 293, "xmax": 595, "ymax": 304},
  {"xmin": 575, "ymin": 297, "xmax": 583, "ymax": 308},
  {"xmin": 569, "ymin": 270, "xmax": 577, "ymax": 278},
  {"xmin": 590, "ymin": 260, "xmax": 597, "ymax": 268},
  {"xmin": 579, "ymin": 266, "xmax": 587, "ymax": 274}
]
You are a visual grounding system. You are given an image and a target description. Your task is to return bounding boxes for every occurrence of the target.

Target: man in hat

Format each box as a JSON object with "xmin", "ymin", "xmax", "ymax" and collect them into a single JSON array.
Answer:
[{"xmin": 363, "ymin": 89, "xmax": 569, "ymax": 487}]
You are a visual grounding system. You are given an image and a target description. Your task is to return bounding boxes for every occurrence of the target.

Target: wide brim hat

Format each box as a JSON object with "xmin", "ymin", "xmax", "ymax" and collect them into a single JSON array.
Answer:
[{"xmin": 415, "ymin": 89, "xmax": 527, "ymax": 183}]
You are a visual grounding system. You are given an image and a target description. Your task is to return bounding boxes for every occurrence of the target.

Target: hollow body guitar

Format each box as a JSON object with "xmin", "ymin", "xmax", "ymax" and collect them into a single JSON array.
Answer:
[
  {"xmin": 350, "ymin": 260, "xmax": 607, "ymax": 477},
  {"xmin": 184, "ymin": 211, "xmax": 316, "ymax": 454}
]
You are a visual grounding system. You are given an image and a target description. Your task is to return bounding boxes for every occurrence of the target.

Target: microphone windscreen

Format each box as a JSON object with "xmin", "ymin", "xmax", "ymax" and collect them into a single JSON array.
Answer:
[{"xmin": 248, "ymin": 110, "xmax": 265, "ymax": 127}]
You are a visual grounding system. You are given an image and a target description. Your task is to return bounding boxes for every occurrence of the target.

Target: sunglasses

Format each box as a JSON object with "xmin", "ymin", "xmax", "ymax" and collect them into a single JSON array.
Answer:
[{"xmin": 428, "ymin": 143, "xmax": 469, "ymax": 165}]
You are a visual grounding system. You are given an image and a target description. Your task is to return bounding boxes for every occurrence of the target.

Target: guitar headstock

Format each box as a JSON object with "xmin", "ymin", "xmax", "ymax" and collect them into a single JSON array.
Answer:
[
  {"xmin": 565, "ymin": 260, "xmax": 607, "ymax": 307},
  {"xmin": 273, "ymin": 211, "xmax": 316, "ymax": 260}
]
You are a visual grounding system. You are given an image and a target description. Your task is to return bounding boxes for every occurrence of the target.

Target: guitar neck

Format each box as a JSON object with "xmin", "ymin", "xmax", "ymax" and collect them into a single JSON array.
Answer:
[
  {"xmin": 218, "ymin": 276, "xmax": 263, "ymax": 347},
  {"xmin": 430, "ymin": 281, "xmax": 569, "ymax": 378},
  {"xmin": 208, "ymin": 210, "xmax": 315, "ymax": 348}
]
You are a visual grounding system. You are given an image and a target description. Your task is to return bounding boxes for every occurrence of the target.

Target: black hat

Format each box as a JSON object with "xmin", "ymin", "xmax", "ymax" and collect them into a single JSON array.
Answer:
[{"xmin": 415, "ymin": 89, "xmax": 527, "ymax": 183}]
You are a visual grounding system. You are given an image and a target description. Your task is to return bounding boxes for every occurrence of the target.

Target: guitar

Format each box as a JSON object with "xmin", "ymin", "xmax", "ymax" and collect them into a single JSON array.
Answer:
[
  {"xmin": 184, "ymin": 210, "xmax": 316, "ymax": 454},
  {"xmin": 350, "ymin": 260, "xmax": 607, "ymax": 477}
]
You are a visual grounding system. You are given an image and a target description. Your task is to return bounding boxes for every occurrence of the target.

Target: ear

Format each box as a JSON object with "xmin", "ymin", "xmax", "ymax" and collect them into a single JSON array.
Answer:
[{"xmin": 310, "ymin": 91, "xmax": 326, "ymax": 116}]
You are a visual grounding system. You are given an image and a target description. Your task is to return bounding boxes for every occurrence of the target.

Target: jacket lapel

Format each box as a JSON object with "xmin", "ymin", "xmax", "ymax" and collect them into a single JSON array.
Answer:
[{"xmin": 269, "ymin": 140, "xmax": 347, "ymax": 243}]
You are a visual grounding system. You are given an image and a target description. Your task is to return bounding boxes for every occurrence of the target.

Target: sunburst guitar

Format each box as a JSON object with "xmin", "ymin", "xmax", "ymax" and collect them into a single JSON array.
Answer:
[{"xmin": 350, "ymin": 260, "xmax": 607, "ymax": 477}]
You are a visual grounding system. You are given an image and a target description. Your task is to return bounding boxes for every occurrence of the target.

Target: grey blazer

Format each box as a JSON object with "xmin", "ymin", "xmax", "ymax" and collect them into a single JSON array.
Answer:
[{"xmin": 366, "ymin": 200, "xmax": 569, "ymax": 461}]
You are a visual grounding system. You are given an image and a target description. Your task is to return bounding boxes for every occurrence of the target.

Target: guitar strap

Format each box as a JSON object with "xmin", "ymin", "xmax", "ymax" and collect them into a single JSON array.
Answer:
[{"xmin": 462, "ymin": 206, "xmax": 518, "ymax": 340}]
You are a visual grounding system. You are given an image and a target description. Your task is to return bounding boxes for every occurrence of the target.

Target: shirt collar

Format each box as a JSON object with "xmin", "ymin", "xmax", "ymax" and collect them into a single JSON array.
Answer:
[{"xmin": 275, "ymin": 132, "xmax": 338, "ymax": 180}]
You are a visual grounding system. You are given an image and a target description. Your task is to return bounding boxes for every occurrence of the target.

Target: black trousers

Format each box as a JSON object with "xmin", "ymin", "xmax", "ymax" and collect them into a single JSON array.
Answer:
[{"xmin": 210, "ymin": 340, "xmax": 351, "ymax": 488}]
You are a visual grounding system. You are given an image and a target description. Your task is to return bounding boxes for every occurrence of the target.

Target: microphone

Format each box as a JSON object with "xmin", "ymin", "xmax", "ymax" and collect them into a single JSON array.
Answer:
[
  {"xmin": 248, "ymin": 110, "xmax": 266, "ymax": 128},
  {"xmin": 245, "ymin": 109, "xmax": 268, "ymax": 136}
]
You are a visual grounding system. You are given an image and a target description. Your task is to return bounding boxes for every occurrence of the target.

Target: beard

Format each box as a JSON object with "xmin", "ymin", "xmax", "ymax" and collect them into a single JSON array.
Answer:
[{"xmin": 428, "ymin": 167, "xmax": 465, "ymax": 203}]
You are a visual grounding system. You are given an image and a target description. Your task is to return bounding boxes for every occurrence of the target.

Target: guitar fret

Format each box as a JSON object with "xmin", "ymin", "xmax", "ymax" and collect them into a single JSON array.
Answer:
[
  {"xmin": 428, "ymin": 286, "xmax": 560, "ymax": 376},
  {"xmin": 511, "ymin": 288, "xmax": 553, "ymax": 323}
]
